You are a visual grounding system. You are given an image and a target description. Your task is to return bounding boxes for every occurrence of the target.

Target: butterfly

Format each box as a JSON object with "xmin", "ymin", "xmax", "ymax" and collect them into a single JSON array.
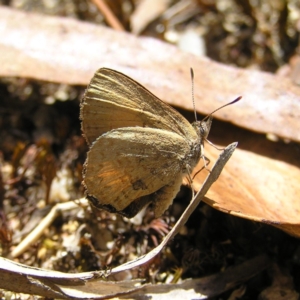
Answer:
[{"xmin": 80, "ymin": 68, "xmax": 240, "ymax": 218}]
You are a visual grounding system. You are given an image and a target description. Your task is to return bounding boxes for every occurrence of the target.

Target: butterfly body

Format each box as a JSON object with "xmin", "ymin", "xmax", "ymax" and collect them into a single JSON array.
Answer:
[{"xmin": 81, "ymin": 68, "xmax": 211, "ymax": 218}]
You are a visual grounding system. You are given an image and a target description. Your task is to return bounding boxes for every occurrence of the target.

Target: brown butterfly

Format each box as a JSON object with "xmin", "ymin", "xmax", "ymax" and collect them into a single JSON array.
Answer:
[{"xmin": 80, "ymin": 68, "xmax": 240, "ymax": 218}]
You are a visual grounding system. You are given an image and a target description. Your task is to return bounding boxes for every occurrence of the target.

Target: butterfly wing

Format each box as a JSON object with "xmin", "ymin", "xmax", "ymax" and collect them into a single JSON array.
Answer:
[
  {"xmin": 83, "ymin": 127, "xmax": 191, "ymax": 217},
  {"xmin": 80, "ymin": 68, "xmax": 198, "ymax": 145}
]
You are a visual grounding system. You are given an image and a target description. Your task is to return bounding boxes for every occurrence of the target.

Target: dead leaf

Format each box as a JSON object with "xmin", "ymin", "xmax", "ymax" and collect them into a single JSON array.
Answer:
[
  {"xmin": 258, "ymin": 264, "xmax": 299, "ymax": 300},
  {"xmin": 0, "ymin": 6, "xmax": 299, "ymax": 142},
  {"xmin": 0, "ymin": 254, "xmax": 270, "ymax": 299},
  {"xmin": 131, "ymin": 0, "xmax": 172, "ymax": 34},
  {"xmin": 188, "ymin": 121, "xmax": 300, "ymax": 237}
]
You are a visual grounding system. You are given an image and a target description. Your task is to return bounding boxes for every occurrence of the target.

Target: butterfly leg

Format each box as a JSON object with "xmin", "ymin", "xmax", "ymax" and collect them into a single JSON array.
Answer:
[
  {"xmin": 185, "ymin": 167, "xmax": 196, "ymax": 198},
  {"xmin": 200, "ymin": 143, "xmax": 211, "ymax": 171},
  {"xmin": 192, "ymin": 155, "xmax": 211, "ymax": 180},
  {"xmin": 152, "ymin": 176, "xmax": 183, "ymax": 218},
  {"xmin": 118, "ymin": 176, "xmax": 183, "ymax": 218}
]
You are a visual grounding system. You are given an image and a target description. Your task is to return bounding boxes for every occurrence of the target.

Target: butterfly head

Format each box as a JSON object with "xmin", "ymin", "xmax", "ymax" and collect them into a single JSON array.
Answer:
[
  {"xmin": 189, "ymin": 69, "xmax": 241, "ymax": 143},
  {"xmin": 193, "ymin": 116, "xmax": 213, "ymax": 141}
]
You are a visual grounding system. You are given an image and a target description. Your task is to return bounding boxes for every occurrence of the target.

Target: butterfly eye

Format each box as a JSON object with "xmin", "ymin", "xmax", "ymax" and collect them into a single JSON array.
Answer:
[
  {"xmin": 193, "ymin": 121, "xmax": 207, "ymax": 139},
  {"xmin": 200, "ymin": 122, "xmax": 208, "ymax": 138},
  {"xmin": 200, "ymin": 124, "xmax": 205, "ymax": 134}
]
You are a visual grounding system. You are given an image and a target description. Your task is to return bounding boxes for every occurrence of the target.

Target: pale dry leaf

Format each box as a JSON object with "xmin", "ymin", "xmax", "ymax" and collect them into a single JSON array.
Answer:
[
  {"xmin": 0, "ymin": 253, "xmax": 270, "ymax": 299},
  {"xmin": 116, "ymin": 255, "xmax": 270, "ymax": 299},
  {"xmin": 277, "ymin": 53, "xmax": 300, "ymax": 86},
  {"xmin": 0, "ymin": 256, "xmax": 143, "ymax": 299},
  {"xmin": 198, "ymin": 147, "xmax": 300, "ymax": 237},
  {"xmin": 0, "ymin": 7, "xmax": 299, "ymax": 142},
  {"xmin": 187, "ymin": 120, "xmax": 300, "ymax": 237},
  {"xmin": 258, "ymin": 264, "xmax": 299, "ymax": 300},
  {"xmin": 131, "ymin": 0, "xmax": 172, "ymax": 34}
]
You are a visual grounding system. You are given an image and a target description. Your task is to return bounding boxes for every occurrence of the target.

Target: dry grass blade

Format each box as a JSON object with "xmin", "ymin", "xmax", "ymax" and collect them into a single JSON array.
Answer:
[{"xmin": 112, "ymin": 142, "xmax": 237, "ymax": 273}]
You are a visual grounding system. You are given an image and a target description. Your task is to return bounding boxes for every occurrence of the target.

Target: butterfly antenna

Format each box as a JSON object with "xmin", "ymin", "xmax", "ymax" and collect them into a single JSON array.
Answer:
[
  {"xmin": 202, "ymin": 96, "xmax": 242, "ymax": 121},
  {"xmin": 190, "ymin": 68, "xmax": 198, "ymax": 122}
]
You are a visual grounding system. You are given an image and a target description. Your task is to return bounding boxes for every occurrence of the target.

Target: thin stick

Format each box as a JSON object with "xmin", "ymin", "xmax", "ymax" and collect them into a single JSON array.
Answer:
[
  {"xmin": 91, "ymin": 0, "xmax": 125, "ymax": 31},
  {"xmin": 11, "ymin": 199, "xmax": 88, "ymax": 258}
]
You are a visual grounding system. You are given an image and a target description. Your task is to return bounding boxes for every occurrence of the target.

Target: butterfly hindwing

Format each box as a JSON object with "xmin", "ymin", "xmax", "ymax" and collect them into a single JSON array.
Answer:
[{"xmin": 83, "ymin": 127, "xmax": 191, "ymax": 215}]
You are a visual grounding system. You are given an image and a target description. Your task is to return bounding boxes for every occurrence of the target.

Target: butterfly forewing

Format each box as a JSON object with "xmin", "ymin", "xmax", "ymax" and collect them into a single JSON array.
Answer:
[{"xmin": 80, "ymin": 68, "xmax": 199, "ymax": 145}]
